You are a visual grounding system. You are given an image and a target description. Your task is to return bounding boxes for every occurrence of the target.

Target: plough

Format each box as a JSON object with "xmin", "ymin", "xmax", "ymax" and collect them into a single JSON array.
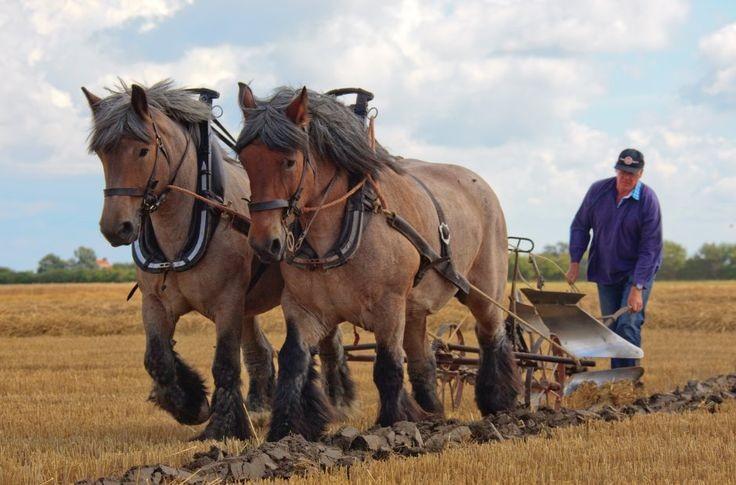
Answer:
[{"xmin": 343, "ymin": 236, "xmax": 644, "ymax": 410}]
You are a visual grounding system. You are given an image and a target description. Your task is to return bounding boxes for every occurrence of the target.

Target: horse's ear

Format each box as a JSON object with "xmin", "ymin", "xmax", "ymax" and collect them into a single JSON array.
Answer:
[
  {"xmin": 130, "ymin": 84, "xmax": 150, "ymax": 119},
  {"xmin": 285, "ymin": 87, "xmax": 309, "ymax": 126},
  {"xmin": 81, "ymin": 87, "xmax": 101, "ymax": 112},
  {"xmin": 238, "ymin": 82, "xmax": 256, "ymax": 113}
]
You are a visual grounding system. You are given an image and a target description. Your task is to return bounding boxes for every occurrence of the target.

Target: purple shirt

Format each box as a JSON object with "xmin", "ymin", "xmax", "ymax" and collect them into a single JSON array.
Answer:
[{"xmin": 569, "ymin": 177, "xmax": 663, "ymax": 286}]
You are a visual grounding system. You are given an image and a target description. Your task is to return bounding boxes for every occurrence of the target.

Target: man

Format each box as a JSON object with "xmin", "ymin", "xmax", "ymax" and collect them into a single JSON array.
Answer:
[{"xmin": 566, "ymin": 148, "xmax": 663, "ymax": 368}]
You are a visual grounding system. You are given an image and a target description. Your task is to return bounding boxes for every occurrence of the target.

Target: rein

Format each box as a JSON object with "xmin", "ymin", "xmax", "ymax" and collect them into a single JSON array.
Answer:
[{"xmin": 302, "ymin": 177, "xmax": 366, "ymax": 212}]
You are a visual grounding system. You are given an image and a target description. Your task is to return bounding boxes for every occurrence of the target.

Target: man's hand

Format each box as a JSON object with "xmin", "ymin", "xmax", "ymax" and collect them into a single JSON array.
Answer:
[
  {"xmin": 566, "ymin": 262, "xmax": 580, "ymax": 285},
  {"xmin": 628, "ymin": 286, "xmax": 644, "ymax": 313}
]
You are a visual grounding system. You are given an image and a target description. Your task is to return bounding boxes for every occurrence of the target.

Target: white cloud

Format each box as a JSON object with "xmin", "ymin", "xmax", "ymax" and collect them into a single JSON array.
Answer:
[
  {"xmin": 399, "ymin": 0, "xmax": 688, "ymax": 54},
  {"xmin": 0, "ymin": 0, "xmax": 194, "ymax": 175},
  {"xmin": 699, "ymin": 22, "xmax": 736, "ymax": 102},
  {"xmin": 25, "ymin": 0, "xmax": 192, "ymax": 37}
]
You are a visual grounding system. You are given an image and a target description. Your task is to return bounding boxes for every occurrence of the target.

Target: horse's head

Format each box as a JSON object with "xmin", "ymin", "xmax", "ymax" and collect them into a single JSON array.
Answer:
[
  {"xmin": 236, "ymin": 84, "xmax": 315, "ymax": 263},
  {"xmin": 82, "ymin": 84, "xmax": 178, "ymax": 247}
]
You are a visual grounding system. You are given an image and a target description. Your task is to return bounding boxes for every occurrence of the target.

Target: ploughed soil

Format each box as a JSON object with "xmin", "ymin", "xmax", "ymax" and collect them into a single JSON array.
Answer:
[{"xmin": 78, "ymin": 373, "xmax": 736, "ymax": 484}]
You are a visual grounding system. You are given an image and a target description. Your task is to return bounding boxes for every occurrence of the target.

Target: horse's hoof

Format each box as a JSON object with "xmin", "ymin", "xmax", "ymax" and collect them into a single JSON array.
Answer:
[
  {"xmin": 195, "ymin": 400, "xmax": 211, "ymax": 425},
  {"xmin": 190, "ymin": 422, "xmax": 249, "ymax": 442}
]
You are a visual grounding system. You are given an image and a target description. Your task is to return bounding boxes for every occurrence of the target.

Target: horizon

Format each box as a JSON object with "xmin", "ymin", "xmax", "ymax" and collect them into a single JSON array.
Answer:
[{"xmin": 1, "ymin": 0, "xmax": 735, "ymax": 271}]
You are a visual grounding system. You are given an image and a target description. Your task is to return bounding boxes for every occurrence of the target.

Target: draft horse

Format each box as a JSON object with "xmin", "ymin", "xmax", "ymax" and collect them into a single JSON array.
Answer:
[
  {"xmin": 236, "ymin": 84, "xmax": 520, "ymax": 441},
  {"xmin": 81, "ymin": 80, "xmax": 354, "ymax": 440}
]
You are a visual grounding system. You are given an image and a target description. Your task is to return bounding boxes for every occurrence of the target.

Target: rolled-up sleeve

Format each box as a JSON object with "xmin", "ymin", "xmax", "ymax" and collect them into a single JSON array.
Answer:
[
  {"xmin": 569, "ymin": 186, "xmax": 594, "ymax": 263},
  {"xmin": 633, "ymin": 191, "xmax": 663, "ymax": 286}
]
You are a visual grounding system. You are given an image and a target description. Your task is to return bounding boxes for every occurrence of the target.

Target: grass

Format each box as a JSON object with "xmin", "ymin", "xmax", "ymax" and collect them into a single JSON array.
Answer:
[{"xmin": 0, "ymin": 281, "xmax": 734, "ymax": 483}]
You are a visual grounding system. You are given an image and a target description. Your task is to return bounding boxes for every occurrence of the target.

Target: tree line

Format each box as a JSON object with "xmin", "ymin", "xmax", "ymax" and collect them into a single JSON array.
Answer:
[
  {"xmin": 512, "ymin": 241, "xmax": 736, "ymax": 282},
  {"xmin": 0, "ymin": 240, "xmax": 733, "ymax": 284},
  {"xmin": 0, "ymin": 247, "xmax": 136, "ymax": 284}
]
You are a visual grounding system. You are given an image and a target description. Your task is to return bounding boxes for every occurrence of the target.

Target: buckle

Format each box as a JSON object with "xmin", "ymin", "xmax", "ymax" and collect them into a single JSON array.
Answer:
[
  {"xmin": 286, "ymin": 231, "xmax": 296, "ymax": 253},
  {"xmin": 439, "ymin": 222, "xmax": 451, "ymax": 244}
]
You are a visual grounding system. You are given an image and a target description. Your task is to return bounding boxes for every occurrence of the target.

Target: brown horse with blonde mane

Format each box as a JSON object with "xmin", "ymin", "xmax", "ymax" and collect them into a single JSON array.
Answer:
[
  {"xmin": 236, "ymin": 84, "xmax": 519, "ymax": 441},
  {"xmin": 81, "ymin": 80, "xmax": 355, "ymax": 440}
]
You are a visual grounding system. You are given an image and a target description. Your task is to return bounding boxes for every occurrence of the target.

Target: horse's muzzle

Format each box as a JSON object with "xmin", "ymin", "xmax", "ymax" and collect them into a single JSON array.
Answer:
[
  {"xmin": 251, "ymin": 236, "xmax": 285, "ymax": 263},
  {"xmin": 101, "ymin": 220, "xmax": 137, "ymax": 247}
]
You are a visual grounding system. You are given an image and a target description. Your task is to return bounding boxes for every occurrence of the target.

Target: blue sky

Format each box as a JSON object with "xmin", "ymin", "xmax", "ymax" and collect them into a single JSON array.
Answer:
[{"xmin": 1, "ymin": 0, "xmax": 735, "ymax": 271}]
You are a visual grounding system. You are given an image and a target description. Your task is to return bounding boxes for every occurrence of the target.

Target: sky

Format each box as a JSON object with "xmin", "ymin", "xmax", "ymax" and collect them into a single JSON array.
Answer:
[{"xmin": 1, "ymin": 0, "xmax": 735, "ymax": 271}]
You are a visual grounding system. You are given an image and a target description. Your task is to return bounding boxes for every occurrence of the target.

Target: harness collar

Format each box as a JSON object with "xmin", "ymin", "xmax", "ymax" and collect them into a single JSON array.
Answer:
[
  {"xmin": 130, "ymin": 92, "xmax": 225, "ymax": 273},
  {"xmin": 132, "ymin": 120, "xmax": 224, "ymax": 273},
  {"xmin": 286, "ymin": 173, "xmax": 377, "ymax": 270}
]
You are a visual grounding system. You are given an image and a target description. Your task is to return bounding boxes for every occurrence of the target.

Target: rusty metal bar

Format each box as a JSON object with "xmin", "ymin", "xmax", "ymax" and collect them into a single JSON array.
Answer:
[
  {"xmin": 437, "ymin": 355, "xmax": 479, "ymax": 366},
  {"xmin": 446, "ymin": 343, "xmax": 480, "ymax": 354},
  {"xmin": 515, "ymin": 352, "xmax": 595, "ymax": 367},
  {"xmin": 346, "ymin": 350, "xmax": 594, "ymax": 368},
  {"xmin": 343, "ymin": 343, "xmax": 377, "ymax": 352},
  {"xmin": 345, "ymin": 354, "xmax": 377, "ymax": 362}
]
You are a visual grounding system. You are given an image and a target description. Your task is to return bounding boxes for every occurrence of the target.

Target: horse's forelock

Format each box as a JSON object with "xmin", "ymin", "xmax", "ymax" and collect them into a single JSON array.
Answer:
[
  {"xmin": 87, "ymin": 79, "xmax": 210, "ymax": 153},
  {"xmin": 235, "ymin": 87, "xmax": 401, "ymax": 177}
]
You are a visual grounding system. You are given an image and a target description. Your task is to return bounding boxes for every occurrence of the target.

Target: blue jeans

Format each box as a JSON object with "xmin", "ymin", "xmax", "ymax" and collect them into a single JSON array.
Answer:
[{"xmin": 597, "ymin": 276, "xmax": 654, "ymax": 369}]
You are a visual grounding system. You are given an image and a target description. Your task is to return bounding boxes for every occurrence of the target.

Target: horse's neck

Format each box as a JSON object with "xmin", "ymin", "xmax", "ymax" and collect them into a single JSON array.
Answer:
[
  {"xmin": 148, "ymin": 131, "xmax": 198, "ymax": 259},
  {"xmin": 298, "ymin": 160, "xmax": 348, "ymax": 255}
]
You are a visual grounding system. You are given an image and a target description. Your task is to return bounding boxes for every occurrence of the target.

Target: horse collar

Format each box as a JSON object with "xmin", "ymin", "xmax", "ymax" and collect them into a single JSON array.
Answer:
[
  {"xmin": 286, "ymin": 174, "xmax": 377, "ymax": 270},
  {"xmin": 131, "ymin": 115, "xmax": 225, "ymax": 273}
]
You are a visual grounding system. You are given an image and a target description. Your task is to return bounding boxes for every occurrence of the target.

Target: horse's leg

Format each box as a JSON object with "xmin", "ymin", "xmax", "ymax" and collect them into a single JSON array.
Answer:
[
  {"xmin": 196, "ymin": 299, "xmax": 251, "ymax": 440},
  {"xmin": 319, "ymin": 325, "xmax": 356, "ymax": 409},
  {"xmin": 403, "ymin": 309, "xmax": 444, "ymax": 416},
  {"xmin": 373, "ymin": 300, "xmax": 428, "ymax": 426},
  {"xmin": 465, "ymin": 263, "xmax": 520, "ymax": 415},
  {"xmin": 241, "ymin": 314, "xmax": 275, "ymax": 412},
  {"xmin": 268, "ymin": 294, "xmax": 334, "ymax": 442},
  {"xmin": 142, "ymin": 295, "xmax": 209, "ymax": 425}
]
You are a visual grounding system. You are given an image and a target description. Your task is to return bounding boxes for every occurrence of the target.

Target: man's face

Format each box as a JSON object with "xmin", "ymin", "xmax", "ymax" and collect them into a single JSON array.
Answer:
[{"xmin": 615, "ymin": 169, "xmax": 643, "ymax": 194}]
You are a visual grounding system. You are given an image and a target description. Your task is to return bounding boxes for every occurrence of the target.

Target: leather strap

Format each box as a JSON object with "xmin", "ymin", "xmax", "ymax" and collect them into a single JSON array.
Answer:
[
  {"xmin": 248, "ymin": 199, "xmax": 290, "ymax": 212},
  {"xmin": 410, "ymin": 175, "xmax": 452, "ymax": 259},
  {"xmin": 104, "ymin": 187, "xmax": 146, "ymax": 197},
  {"xmin": 386, "ymin": 211, "xmax": 470, "ymax": 295}
]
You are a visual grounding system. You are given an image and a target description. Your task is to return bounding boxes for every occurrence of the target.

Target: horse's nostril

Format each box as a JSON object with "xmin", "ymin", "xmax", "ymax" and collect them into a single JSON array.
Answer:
[
  {"xmin": 270, "ymin": 238, "xmax": 282, "ymax": 256},
  {"xmin": 119, "ymin": 221, "xmax": 134, "ymax": 238}
]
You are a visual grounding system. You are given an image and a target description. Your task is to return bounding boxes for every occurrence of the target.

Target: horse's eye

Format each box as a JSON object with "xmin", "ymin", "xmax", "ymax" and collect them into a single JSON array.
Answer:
[
  {"xmin": 284, "ymin": 158, "xmax": 296, "ymax": 169},
  {"xmin": 139, "ymin": 148, "xmax": 149, "ymax": 157}
]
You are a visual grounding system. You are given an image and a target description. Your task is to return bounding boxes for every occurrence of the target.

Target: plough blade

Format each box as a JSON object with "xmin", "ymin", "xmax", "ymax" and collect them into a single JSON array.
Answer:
[
  {"xmin": 531, "ymin": 303, "xmax": 644, "ymax": 359},
  {"xmin": 519, "ymin": 288, "xmax": 585, "ymax": 305},
  {"xmin": 563, "ymin": 366, "xmax": 645, "ymax": 396},
  {"xmin": 513, "ymin": 300, "xmax": 551, "ymax": 339}
]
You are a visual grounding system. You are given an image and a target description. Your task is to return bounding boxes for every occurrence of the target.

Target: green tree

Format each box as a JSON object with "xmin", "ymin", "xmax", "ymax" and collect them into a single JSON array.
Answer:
[
  {"xmin": 698, "ymin": 243, "xmax": 736, "ymax": 279},
  {"xmin": 37, "ymin": 253, "xmax": 68, "ymax": 273},
  {"xmin": 658, "ymin": 240, "xmax": 687, "ymax": 279},
  {"xmin": 73, "ymin": 246, "xmax": 98, "ymax": 270}
]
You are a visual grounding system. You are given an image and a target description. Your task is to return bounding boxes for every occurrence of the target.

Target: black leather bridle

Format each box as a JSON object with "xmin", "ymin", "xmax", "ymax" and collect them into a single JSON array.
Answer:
[{"xmin": 103, "ymin": 115, "xmax": 190, "ymax": 214}]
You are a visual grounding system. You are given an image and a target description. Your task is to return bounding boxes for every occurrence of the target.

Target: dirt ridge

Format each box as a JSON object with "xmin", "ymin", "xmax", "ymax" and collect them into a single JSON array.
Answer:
[{"xmin": 78, "ymin": 373, "xmax": 736, "ymax": 484}]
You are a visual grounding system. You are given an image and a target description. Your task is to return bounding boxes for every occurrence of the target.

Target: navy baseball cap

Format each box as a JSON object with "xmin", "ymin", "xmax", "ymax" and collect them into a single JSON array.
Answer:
[{"xmin": 614, "ymin": 148, "xmax": 645, "ymax": 173}]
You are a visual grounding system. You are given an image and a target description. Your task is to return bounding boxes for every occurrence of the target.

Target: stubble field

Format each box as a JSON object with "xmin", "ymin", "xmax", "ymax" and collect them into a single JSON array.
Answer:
[{"xmin": 1, "ymin": 281, "xmax": 735, "ymax": 483}]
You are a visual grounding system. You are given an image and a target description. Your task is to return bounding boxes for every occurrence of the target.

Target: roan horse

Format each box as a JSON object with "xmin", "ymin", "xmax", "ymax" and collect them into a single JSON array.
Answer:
[
  {"xmin": 236, "ymin": 85, "xmax": 520, "ymax": 441},
  {"xmin": 81, "ymin": 80, "xmax": 354, "ymax": 440}
]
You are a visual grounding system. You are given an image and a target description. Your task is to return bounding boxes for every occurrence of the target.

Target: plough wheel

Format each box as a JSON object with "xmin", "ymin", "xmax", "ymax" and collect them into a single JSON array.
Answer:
[
  {"xmin": 523, "ymin": 334, "xmax": 566, "ymax": 410},
  {"xmin": 434, "ymin": 323, "xmax": 468, "ymax": 410}
]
